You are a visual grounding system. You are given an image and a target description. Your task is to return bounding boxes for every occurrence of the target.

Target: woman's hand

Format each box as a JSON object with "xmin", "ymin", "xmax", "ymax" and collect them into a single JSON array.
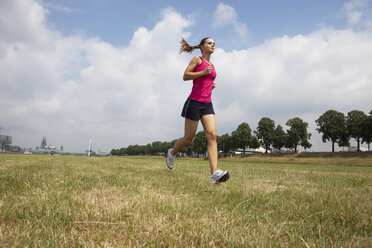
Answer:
[
  {"xmin": 202, "ymin": 66, "xmax": 212, "ymax": 75},
  {"xmin": 212, "ymin": 83, "xmax": 216, "ymax": 89}
]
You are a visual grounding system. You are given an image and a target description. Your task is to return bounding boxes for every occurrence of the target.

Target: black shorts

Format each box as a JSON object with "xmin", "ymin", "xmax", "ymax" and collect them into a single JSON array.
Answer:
[{"xmin": 181, "ymin": 97, "xmax": 215, "ymax": 121}]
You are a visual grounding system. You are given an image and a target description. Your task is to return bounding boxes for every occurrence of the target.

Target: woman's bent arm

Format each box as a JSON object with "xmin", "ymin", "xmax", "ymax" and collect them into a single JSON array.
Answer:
[{"xmin": 183, "ymin": 56, "xmax": 211, "ymax": 81}]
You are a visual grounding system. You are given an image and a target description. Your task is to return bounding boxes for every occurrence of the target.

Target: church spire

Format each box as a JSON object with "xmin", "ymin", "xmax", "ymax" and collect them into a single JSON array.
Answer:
[{"xmin": 41, "ymin": 137, "xmax": 47, "ymax": 148}]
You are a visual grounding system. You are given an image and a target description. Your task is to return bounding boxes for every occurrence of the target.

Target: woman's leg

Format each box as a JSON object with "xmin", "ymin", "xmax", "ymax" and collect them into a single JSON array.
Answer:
[
  {"xmin": 201, "ymin": 114, "xmax": 218, "ymax": 174},
  {"xmin": 171, "ymin": 118, "xmax": 199, "ymax": 156}
]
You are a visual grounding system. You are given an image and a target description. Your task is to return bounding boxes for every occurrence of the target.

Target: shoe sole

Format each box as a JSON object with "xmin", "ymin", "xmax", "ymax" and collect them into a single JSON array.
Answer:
[
  {"xmin": 166, "ymin": 161, "xmax": 173, "ymax": 169},
  {"xmin": 166, "ymin": 158, "xmax": 174, "ymax": 169},
  {"xmin": 217, "ymin": 171, "xmax": 230, "ymax": 183},
  {"xmin": 166, "ymin": 149, "xmax": 174, "ymax": 169}
]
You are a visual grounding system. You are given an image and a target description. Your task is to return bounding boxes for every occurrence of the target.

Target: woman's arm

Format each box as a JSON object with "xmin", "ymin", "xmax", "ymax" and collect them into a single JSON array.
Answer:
[{"xmin": 183, "ymin": 56, "xmax": 212, "ymax": 81}]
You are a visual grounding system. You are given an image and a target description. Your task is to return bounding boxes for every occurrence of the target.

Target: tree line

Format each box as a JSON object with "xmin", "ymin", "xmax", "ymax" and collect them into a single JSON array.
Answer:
[
  {"xmin": 316, "ymin": 110, "xmax": 372, "ymax": 152},
  {"xmin": 111, "ymin": 116, "xmax": 312, "ymax": 156},
  {"xmin": 110, "ymin": 109, "xmax": 371, "ymax": 156}
]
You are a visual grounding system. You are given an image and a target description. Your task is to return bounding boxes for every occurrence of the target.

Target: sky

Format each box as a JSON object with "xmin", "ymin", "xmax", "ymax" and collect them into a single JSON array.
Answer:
[{"xmin": 1, "ymin": 0, "xmax": 372, "ymax": 153}]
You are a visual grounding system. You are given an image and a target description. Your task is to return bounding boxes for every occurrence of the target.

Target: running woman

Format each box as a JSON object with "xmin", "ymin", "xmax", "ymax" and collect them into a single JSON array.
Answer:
[{"xmin": 166, "ymin": 37, "xmax": 229, "ymax": 184}]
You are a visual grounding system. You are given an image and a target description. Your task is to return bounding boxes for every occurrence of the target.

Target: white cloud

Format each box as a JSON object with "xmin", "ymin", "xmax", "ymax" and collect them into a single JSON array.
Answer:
[
  {"xmin": 213, "ymin": 3, "xmax": 237, "ymax": 27},
  {"xmin": 213, "ymin": 28, "xmax": 372, "ymax": 150},
  {"xmin": 0, "ymin": 0, "xmax": 53, "ymax": 45},
  {"xmin": 342, "ymin": 0, "xmax": 372, "ymax": 28},
  {"xmin": 42, "ymin": 2, "xmax": 80, "ymax": 13},
  {"xmin": 0, "ymin": 1, "xmax": 193, "ymax": 151},
  {"xmin": 213, "ymin": 3, "xmax": 248, "ymax": 39},
  {"xmin": 1, "ymin": 0, "xmax": 371, "ymax": 152}
]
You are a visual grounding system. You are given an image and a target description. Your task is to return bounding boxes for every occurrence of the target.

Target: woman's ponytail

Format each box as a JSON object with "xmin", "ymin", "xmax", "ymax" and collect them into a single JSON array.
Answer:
[{"xmin": 179, "ymin": 37, "xmax": 200, "ymax": 54}]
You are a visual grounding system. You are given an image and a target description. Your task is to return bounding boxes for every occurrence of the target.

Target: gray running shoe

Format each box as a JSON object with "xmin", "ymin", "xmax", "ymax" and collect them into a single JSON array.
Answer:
[
  {"xmin": 210, "ymin": 169, "xmax": 230, "ymax": 184},
  {"xmin": 166, "ymin": 148, "xmax": 176, "ymax": 169}
]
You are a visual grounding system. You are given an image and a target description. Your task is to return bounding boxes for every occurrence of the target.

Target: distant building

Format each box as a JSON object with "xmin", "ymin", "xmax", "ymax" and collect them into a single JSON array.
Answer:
[
  {"xmin": 234, "ymin": 147, "xmax": 267, "ymax": 154},
  {"xmin": 0, "ymin": 134, "xmax": 12, "ymax": 148},
  {"xmin": 41, "ymin": 137, "xmax": 47, "ymax": 149},
  {"xmin": 348, "ymin": 146, "xmax": 368, "ymax": 152},
  {"xmin": 0, "ymin": 134, "xmax": 21, "ymax": 152},
  {"xmin": 37, "ymin": 137, "xmax": 55, "ymax": 151},
  {"xmin": 34, "ymin": 137, "xmax": 64, "ymax": 154}
]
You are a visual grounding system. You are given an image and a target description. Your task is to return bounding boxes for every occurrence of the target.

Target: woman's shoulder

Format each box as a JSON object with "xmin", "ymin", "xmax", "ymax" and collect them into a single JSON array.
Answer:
[{"xmin": 190, "ymin": 56, "xmax": 202, "ymax": 65}]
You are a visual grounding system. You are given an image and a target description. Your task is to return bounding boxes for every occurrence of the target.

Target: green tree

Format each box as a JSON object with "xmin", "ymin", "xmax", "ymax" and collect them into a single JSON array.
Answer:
[
  {"xmin": 126, "ymin": 145, "xmax": 138, "ymax": 155},
  {"xmin": 110, "ymin": 149, "xmax": 120, "ymax": 155},
  {"xmin": 250, "ymin": 136, "xmax": 260, "ymax": 149},
  {"xmin": 231, "ymin": 122, "xmax": 252, "ymax": 153},
  {"xmin": 361, "ymin": 110, "xmax": 372, "ymax": 151},
  {"xmin": 151, "ymin": 141, "xmax": 162, "ymax": 154},
  {"xmin": 119, "ymin": 147, "xmax": 127, "ymax": 155},
  {"xmin": 255, "ymin": 117, "xmax": 275, "ymax": 153},
  {"xmin": 161, "ymin": 141, "xmax": 171, "ymax": 155},
  {"xmin": 346, "ymin": 110, "xmax": 367, "ymax": 152},
  {"xmin": 301, "ymin": 133, "xmax": 312, "ymax": 151},
  {"xmin": 230, "ymin": 131, "xmax": 239, "ymax": 151},
  {"xmin": 193, "ymin": 131, "xmax": 207, "ymax": 157},
  {"xmin": 286, "ymin": 117, "xmax": 311, "ymax": 153},
  {"xmin": 146, "ymin": 143, "xmax": 152, "ymax": 155},
  {"xmin": 338, "ymin": 132, "xmax": 350, "ymax": 151},
  {"xmin": 273, "ymin": 125, "xmax": 286, "ymax": 153},
  {"xmin": 315, "ymin": 110, "xmax": 348, "ymax": 152},
  {"xmin": 180, "ymin": 144, "xmax": 193, "ymax": 156},
  {"xmin": 218, "ymin": 133, "xmax": 232, "ymax": 155},
  {"xmin": 138, "ymin": 145, "xmax": 148, "ymax": 155}
]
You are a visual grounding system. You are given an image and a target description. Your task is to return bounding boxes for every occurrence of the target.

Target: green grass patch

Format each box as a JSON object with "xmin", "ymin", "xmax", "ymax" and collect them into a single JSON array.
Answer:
[{"xmin": 0, "ymin": 154, "xmax": 371, "ymax": 247}]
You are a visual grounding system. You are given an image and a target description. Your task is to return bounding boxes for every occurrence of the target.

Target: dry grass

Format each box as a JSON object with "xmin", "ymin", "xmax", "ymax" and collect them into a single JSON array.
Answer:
[
  {"xmin": 222, "ymin": 151, "xmax": 372, "ymax": 167},
  {"xmin": 0, "ymin": 153, "xmax": 371, "ymax": 247}
]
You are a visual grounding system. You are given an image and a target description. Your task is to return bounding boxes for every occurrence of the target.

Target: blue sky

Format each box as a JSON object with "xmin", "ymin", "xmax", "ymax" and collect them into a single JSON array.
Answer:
[
  {"xmin": 1, "ymin": 0, "xmax": 372, "ymax": 152},
  {"xmin": 44, "ymin": 0, "xmax": 348, "ymax": 49}
]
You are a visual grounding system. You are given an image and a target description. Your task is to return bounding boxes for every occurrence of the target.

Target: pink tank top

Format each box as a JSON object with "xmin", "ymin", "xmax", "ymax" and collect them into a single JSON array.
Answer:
[{"xmin": 189, "ymin": 57, "xmax": 217, "ymax": 103}]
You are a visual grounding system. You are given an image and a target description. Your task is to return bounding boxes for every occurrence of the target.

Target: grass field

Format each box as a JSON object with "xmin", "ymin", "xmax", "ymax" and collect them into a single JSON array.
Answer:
[{"xmin": 0, "ymin": 153, "xmax": 371, "ymax": 247}]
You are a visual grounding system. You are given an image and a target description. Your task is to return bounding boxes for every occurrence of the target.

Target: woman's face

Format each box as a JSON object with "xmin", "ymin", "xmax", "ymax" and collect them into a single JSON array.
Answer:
[{"xmin": 201, "ymin": 38, "xmax": 215, "ymax": 54}]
